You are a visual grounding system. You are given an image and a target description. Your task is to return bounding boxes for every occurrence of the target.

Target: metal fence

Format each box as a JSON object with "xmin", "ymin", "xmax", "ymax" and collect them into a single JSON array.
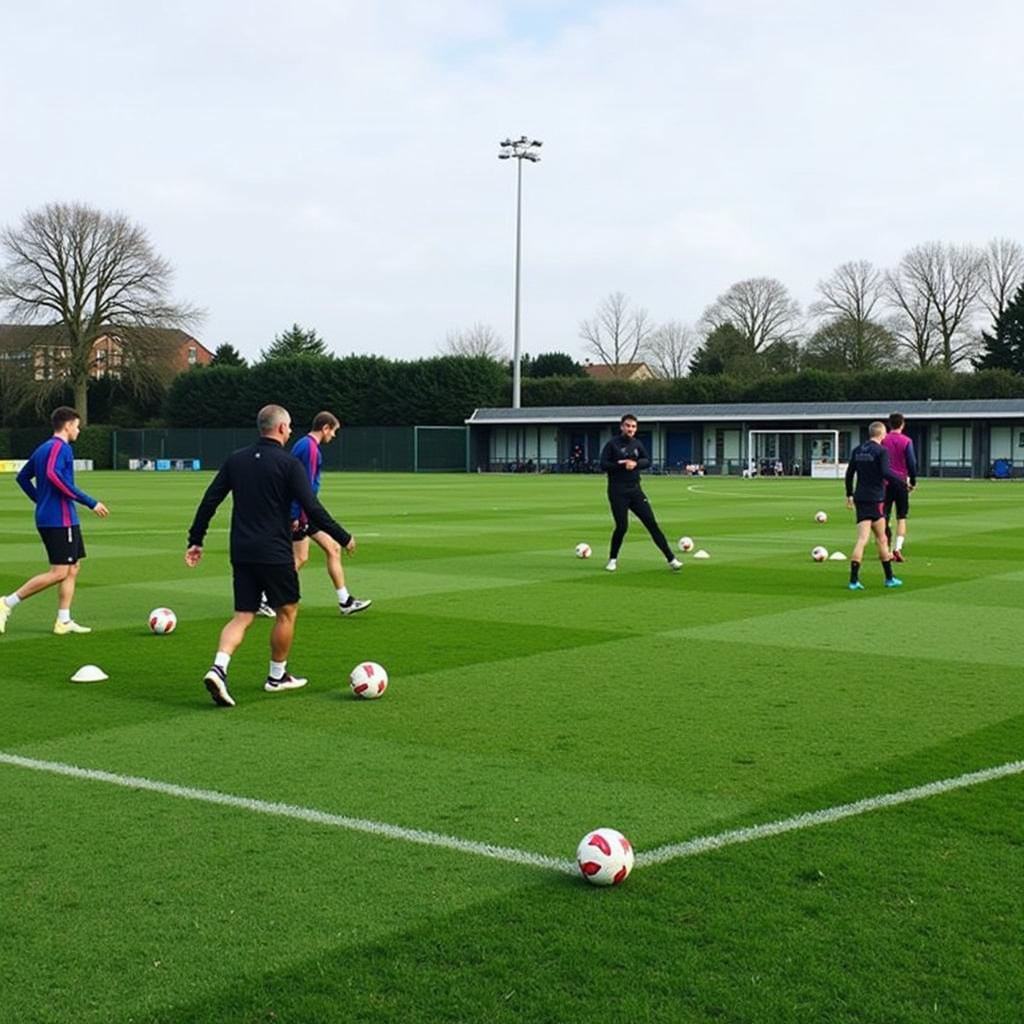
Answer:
[{"xmin": 111, "ymin": 426, "xmax": 469, "ymax": 472}]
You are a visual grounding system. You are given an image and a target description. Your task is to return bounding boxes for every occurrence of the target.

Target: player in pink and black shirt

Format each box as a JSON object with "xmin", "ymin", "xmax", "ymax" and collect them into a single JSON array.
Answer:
[
  {"xmin": 0, "ymin": 407, "xmax": 109, "ymax": 636},
  {"xmin": 259, "ymin": 410, "xmax": 370, "ymax": 617},
  {"xmin": 881, "ymin": 411, "xmax": 917, "ymax": 562}
]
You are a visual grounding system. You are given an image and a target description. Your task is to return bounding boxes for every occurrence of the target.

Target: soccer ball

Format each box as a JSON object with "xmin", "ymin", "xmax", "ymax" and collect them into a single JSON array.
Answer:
[
  {"xmin": 811, "ymin": 546, "xmax": 829, "ymax": 562},
  {"xmin": 815, "ymin": 511, "xmax": 828, "ymax": 523},
  {"xmin": 350, "ymin": 661, "xmax": 388, "ymax": 699},
  {"xmin": 148, "ymin": 607, "xmax": 176, "ymax": 634},
  {"xmin": 575, "ymin": 542, "xmax": 592, "ymax": 559},
  {"xmin": 576, "ymin": 827, "xmax": 635, "ymax": 886},
  {"xmin": 678, "ymin": 536, "xmax": 695, "ymax": 553}
]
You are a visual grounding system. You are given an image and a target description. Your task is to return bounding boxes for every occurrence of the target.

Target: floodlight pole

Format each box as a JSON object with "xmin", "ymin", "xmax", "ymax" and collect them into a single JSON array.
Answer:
[{"xmin": 499, "ymin": 136, "xmax": 542, "ymax": 409}]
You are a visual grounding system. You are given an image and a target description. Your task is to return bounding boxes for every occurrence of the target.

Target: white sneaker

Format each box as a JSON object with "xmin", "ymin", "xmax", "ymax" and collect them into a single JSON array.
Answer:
[
  {"xmin": 256, "ymin": 601, "xmax": 276, "ymax": 618},
  {"xmin": 53, "ymin": 619, "xmax": 92, "ymax": 635},
  {"xmin": 605, "ymin": 559, "xmax": 617, "ymax": 572},
  {"xmin": 0, "ymin": 597, "xmax": 9, "ymax": 635},
  {"xmin": 204, "ymin": 666, "xmax": 235, "ymax": 708},
  {"xmin": 340, "ymin": 597, "xmax": 372, "ymax": 616},
  {"xmin": 669, "ymin": 558, "xmax": 683, "ymax": 571},
  {"xmin": 264, "ymin": 672, "xmax": 308, "ymax": 693}
]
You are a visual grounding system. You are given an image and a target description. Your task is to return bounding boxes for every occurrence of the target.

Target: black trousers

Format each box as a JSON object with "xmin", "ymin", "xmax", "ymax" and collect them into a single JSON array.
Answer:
[{"xmin": 608, "ymin": 488, "xmax": 673, "ymax": 560}]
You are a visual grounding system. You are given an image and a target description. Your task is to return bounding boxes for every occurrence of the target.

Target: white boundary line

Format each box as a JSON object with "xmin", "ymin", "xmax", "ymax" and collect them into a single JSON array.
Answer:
[
  {"xmin": 635, "ymin": 759, "xmax": 1024, "ymax": 866},
  {"xmin": 0, "ymin": 752, "xmax": 575, "ymax": 875},
  {"xmin": 2, "ymin": 752, "xmax": 1021, "ymax": 875}
]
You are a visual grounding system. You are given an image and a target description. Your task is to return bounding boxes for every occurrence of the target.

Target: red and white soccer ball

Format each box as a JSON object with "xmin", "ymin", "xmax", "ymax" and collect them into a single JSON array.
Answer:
[
  {"xmin": 815, "ymin": 510, "xmax": 828, "ymax": 523},
  {"xmin": 350, "ymin": 661, "xmax": 388, "ymax": 699},
  {"xmin": 678, "ymin": 536, "xmax": 695, "ymax": 553},
  {"xmin": 575, "ymin": 542, "xmax": 592, "ymax": 559},
  {"xmin": 148, "ymin": 607, "xmax": 177, "ymax": 634},
  {"xmin": 576, "ymin": 827, "xmax": 635, "ymax": 886},
  {"xmin": 811, "ymin": 546, "xmax": 829, "ymax": 562}
]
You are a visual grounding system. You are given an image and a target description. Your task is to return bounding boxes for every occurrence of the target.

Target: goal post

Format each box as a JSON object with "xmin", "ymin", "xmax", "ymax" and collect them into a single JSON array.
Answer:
[{"xmin": 746, "ymin": 429, "xmax": 842, "ymax": 478}]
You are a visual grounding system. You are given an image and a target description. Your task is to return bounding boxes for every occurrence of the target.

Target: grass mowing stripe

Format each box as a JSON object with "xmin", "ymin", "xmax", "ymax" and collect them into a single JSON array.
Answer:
[
  {"xmin": 0, "ymin": 751, "xmax": 577, "ymax": 875},
  {"xmin": 636, "ymin": 758, "xmax": 1024, "ymax": 867},
  {"xmin": 4, "ymin": 750, "xmax": 1021, "ymax": 880}
]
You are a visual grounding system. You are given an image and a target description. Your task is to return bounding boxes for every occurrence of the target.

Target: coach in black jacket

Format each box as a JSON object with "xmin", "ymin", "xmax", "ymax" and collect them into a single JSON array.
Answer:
[
  {"xmin": 599, "ymin": 413, "xmax": 681, "ymax": 573},
  {"xmin": 186, "ymin": 404, "xmax": 357, "ymax": 708}
]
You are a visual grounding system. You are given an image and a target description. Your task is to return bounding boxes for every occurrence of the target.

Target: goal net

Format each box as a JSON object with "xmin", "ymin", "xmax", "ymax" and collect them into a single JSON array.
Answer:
[{"xmin": 746, "ymin": 429, "xmax": 842, "ymax": 478}]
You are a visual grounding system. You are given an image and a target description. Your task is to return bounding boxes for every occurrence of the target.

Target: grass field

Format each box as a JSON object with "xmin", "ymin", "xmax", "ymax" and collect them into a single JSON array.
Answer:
[{"xmin": 1, "ymin": 470, "xmax": 1022, "ymax": 1024}]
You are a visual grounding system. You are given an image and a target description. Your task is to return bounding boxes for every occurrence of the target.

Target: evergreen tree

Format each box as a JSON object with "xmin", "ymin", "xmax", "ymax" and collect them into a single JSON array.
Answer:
[
  {"xmin": 261, "ymin": 323, "xmax": 328, "ymax": 360},
  {"xmin": 527, "ymin": 352, "xmax": 584, "ymax": 377},
  {"xmin": 689, "ymin": 323, "xmax": 762, "ymax": 377},
  {"xmin": 210, "ymin": 343, "xmax": 247, "ymax": 367},
  {"xmin": 974, "ymin": 283, "xmax": 1024, "ymax": 372}
]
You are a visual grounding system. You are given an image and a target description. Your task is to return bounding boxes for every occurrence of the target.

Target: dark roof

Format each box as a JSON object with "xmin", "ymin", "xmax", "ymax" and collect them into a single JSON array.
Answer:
[
  {"xmin": 467, "ymin": 399, "xmax": 1024, "ymax": 425},
  {"xmin": 0, "ymin": 323, "xmax": 204, "ymax": 352}
]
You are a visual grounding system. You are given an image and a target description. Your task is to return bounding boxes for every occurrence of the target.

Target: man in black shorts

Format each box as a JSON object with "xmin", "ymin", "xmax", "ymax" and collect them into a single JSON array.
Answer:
[
  {"xmin": 600, "ymin": 413, "xmax": 681, "ymax": 572},
  {"xmin": 843, "ymin": 420, "xmax": 907, "ymax": 591},
  {"xmin": 185, "ymin": 404, "xmax": 357, "ymax": 707}
]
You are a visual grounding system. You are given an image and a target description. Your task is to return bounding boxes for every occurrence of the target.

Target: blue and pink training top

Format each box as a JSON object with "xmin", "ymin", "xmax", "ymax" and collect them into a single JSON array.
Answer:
[
  {"xmin": 16, "ymin": 436, "xmax": 98, "ymax": 527},
  {"xmin": 289, "ymin": 434, "xmax": 322, "ymax": 526}
]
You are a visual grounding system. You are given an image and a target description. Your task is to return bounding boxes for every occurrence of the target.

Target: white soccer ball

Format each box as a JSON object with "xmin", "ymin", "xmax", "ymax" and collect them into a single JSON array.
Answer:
[
  {"xmin": 350, "ymin": 660, "xmax": 388, "ymax": 699},
  {"xmin": 678, "ymin": 536, "xmax": 695, "ymax": 553},
  {"xmin": 576, "ymin": 827, "xmax": 635, "ymax": 886},
  {"xmin": 575, "ymin": 542, "xmax": 592, "ymax": 559},
  {"xmin": 811, "ymin": 546, "xmax": 829, "ymax": 562},
  {"xmin": 148, "ymin": 607, "xmax": 177, "ymax": 634},
  {"xmin": 815, "ymin": 511, "xmax": 828, "ymax": 523}
]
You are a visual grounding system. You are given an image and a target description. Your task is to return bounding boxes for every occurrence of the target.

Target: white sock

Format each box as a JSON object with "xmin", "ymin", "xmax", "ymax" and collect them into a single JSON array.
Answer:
[
  {"xmin": 4, "ymin": 593, "xmax": 21, "ymax": 608},
  {"xmin": 214, "ymin": 651, "xmax": 231, "ymax": 671},
  {"xmin": 57, "ymin": 608, "xmax": 71, "ymax": 623},
  {"xmin": 269, "ymin": 660, "xmax": 286, "ymax": 680},
  {"xmin": 895, "ymin": 536, "xmax": 905, "ymax": 552},
  {"xmin": 337, "ymin": 587, "xmax": 350, "ymax": 604}
]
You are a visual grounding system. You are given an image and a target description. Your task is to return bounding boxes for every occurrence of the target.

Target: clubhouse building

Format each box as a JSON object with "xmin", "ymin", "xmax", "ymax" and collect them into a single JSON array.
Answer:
[{"xmin": 466, "ymin": 399, "xmax": 1024, "ymax": 479}]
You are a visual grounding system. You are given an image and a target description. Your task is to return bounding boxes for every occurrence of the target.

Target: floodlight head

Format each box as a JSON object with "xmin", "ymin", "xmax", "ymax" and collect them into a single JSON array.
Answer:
[
  {"xmin": 500, "ymin": 138, "xmax": 512, "ymax": 147},
  {"xmin": 498, "ymin": 153, "xmax": 511, "ymax": 159},
  {"xmin": 531, "ymin": 139, "xmax": 543, "ymax": 147}
]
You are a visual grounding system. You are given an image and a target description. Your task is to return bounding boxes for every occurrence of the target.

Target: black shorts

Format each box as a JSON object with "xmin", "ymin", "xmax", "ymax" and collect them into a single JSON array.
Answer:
[
  {"xmin": 884, "ymin": 487, "xmax": 910, "ymax": 519},
  {"xmin": 291, "ymin": 521, "xmax": 311, "ymax": 542},
  {"xmin": 38, "ymin": 525, "xmax": 86, "ymax": 565},
  {"xmin": 855, "ymin": 500, "xmax": 885, "ymax": 523},
  {"xmin": 232, "ymin": 562, "xmax": 300, "ymax": 613}
]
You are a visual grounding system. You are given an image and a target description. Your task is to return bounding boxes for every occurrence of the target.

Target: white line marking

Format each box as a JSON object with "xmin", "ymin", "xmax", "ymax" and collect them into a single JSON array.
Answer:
[
  {"xmin": 2, "ymin": 753, "xmax": 1020, "ymax": 875},
  {"xmin": 0, "ymin": 753, "xmax": 575, "ymax": 875},
  {"xmin": 636, "ymin": 759, "xmax": 1024, "ymax": 867}
]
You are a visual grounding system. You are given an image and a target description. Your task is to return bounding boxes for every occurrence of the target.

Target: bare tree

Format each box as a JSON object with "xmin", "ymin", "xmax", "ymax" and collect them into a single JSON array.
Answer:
[
  {"xmin": 699, "ymin": 277, "xmax": 803, "ymax": 352},
  {"xmin": 579, "ymin": 291, "xmax": 653, "ymax": 369},
  {"xmin": 811, "ymin": 260, "xmax": 886, "ymax": 324},
  {"xmin": 439, "ymin": 322, "xmax": 507, "ymax": 361},
  {"xmin": 646, "ymin": 320, "xmax": 699, "ymax": 378},
  {"xmin": 981, "ymin": 237, "xmax": 1024, "ymax": 328},
  {"xmin": 886, "ymin": 242, "xmax": 984, "ymax": 370},
  {"xmin": 885, "ymin": 265, "xmax": 940, "ymax": 368},
  {"xmin": 0, "ymin": 202, "xmax": 201, "ymax": 423}
]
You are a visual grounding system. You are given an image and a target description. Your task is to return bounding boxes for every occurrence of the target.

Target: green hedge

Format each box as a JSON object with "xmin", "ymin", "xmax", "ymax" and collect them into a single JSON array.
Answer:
[
  {"xmin": 163, "ymin": 355, "xmax": 509, "ymax": 427},
  {"xmin": 0, "ymin": 425, "xmax": 113, "ymax": 466}
]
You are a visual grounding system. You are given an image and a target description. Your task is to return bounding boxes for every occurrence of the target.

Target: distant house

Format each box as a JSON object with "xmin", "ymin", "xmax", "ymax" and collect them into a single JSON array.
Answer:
[
  {"xmin": 0, "ymin": 324, "xmax": 212, "ymax": 381},
  {"xmin": 583, "ymin": 361, "xmax": 656, "ymax": 381}
]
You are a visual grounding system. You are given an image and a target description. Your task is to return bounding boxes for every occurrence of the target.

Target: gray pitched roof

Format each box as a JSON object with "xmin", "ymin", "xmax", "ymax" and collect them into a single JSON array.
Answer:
[{"xmin": 467, "ymin": 399, "xmax": 1024, "ymax": 424}]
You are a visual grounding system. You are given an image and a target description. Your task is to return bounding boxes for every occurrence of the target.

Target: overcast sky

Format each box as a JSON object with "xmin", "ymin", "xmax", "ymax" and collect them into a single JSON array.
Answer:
[{"xmin": 3, "ymin": 0, "xmax": 1022, "ymax": 364}]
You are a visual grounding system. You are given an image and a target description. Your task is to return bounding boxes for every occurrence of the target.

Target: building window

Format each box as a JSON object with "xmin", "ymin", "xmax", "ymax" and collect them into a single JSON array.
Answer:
[{"xmin": 188, "ymin": 346, "xmax": 197, "ymax": 365}]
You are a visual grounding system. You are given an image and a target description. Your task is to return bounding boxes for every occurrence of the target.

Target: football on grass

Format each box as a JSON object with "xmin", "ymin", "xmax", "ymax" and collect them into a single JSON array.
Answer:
[
  {"xmin": 575, "ymin": 542, "xmax": 592, "ymax": 559},
  {"xmin": 815, "ymin": 511, "xmax": 828, "ymax": 523},
  {"xmin": 811, "ymin": 546, "xmax": 829, "ymax": 562},
  {"xmin": 678, "ymin": 536, "xmax": 694, "ymax": 552},
  {"xmin": 576, "ymin": 827, "xmax": 634, "ymax": 886},
  {"xmin": 350, "ymin": 661, "xmax": 388, "ymax": 699},
  {"xmin": 148, "ymin": 607, "xmax": 177, "ymax": 634}
]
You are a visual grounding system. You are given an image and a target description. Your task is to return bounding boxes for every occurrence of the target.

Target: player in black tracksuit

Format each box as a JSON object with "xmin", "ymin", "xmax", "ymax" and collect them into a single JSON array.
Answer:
[
  {"xmin": 843, "ymin": 420, "xmax": 907, "ymax": 590},
  {"xmin": 186, "ymin": 404, "xmax": 357, "ymax": 707},
  {"xmin": 599, "ymin": 414, "xmax": 680, "ymax": 572}
]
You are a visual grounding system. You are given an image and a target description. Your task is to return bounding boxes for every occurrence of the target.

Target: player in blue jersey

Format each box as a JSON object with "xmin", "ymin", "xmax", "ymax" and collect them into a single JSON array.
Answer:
[
  {"xmin": 279, "ymin": 411, "xmax": 370, "ymax": 616},
  {"xmin": 0, "ymin": 407, "xmax": 109, "ymax": 636}
]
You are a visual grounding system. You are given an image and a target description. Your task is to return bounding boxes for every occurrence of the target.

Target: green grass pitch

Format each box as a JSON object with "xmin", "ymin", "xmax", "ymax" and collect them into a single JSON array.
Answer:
[{"xmin": 1, "ymin": 471, "xmax": 1022, "ymax": 1023}]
